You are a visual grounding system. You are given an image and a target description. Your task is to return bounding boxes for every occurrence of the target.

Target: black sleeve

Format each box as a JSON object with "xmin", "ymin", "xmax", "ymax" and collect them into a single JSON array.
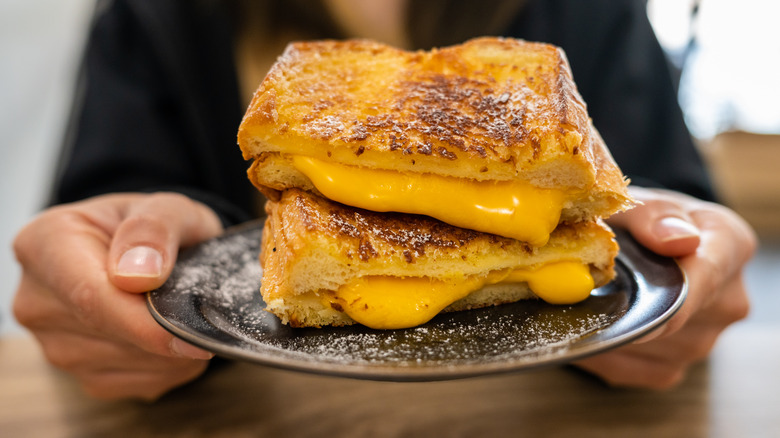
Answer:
[
  {"xmin": 507, "ymin": 0, "xmax": 715, "ymax": 201},
  {"xmin": 51, "ymin": 0, "xmax": 256, "ymax": 226}
]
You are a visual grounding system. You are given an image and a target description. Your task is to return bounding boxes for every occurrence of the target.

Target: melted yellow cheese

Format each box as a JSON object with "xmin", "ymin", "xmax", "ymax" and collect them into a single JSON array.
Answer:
[
  {"xmin": 329, "ymin": 262, "xmax": 594, "ymax": 329},
  {"xmin": 291, "ymin": 155, "xmax": 565, "ymax": 246},
  {"xmin": 502, "ymin": 262, "xmax": 594, "ymax": 305}
]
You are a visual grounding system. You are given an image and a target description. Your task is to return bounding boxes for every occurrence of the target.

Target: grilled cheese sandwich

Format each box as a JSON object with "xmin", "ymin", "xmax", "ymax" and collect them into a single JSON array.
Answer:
[{"xmin": 238, "ymin": 38, "xmax": 634, "ymax": 328}]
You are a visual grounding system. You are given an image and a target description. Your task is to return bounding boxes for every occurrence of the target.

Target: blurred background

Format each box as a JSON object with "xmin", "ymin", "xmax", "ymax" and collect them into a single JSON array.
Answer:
[
  {"xmin": 648, "ymin": 0, "xmax": 780, "ymax": 235},
  {"xmin": 1, "ymin": 0, "xmax": 778, "ymax": 335},
  {"xmin": 1, "ymin": 0, "xmax": 94, "ymax": 334}
]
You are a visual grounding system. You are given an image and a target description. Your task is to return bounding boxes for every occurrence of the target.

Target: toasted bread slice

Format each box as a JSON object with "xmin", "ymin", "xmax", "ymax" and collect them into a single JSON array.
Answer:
[
  {"xmin": 238, "ymin": 38, "xmax": 632, "ymax": 241},
  {"xmin": 260, "ymin": 189, "xmax": 619, "ymax": 328},
  {"xmin": 247, "ymin": 125, "xmax": 626, "ymax": 225}
]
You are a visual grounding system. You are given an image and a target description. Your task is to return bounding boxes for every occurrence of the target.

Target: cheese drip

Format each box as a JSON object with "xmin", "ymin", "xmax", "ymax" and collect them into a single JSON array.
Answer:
[
  {"xmin": 291, "ymin": 156, "xmax": 565, "ymax": 246},
  {"xmin": 330, "ymin": 262, "xmax": 594, "ymax": 329}
]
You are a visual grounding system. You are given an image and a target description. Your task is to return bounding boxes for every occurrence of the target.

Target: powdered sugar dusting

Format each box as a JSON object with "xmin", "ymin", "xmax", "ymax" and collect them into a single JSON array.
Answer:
[
  {"xmin": 263, "ymin": 305, "xmax": 617, "ymax": 367},
  {"xmin": 150, "ymin": 222, "xmax": 640, "ymax": 377},
  {"xmin": 166, "ymin": 232, "xmax": 262, "ymax": 308},
  {"xmin": 150, "ymin": 222, "xmax": 269, "ymax": 332},
  {"xmin": 303, "ymin": 115, "xmax": 346, "ymax": 140}
]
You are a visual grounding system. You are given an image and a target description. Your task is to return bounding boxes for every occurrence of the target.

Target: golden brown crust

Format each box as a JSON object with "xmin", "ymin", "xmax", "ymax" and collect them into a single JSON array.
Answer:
[
  {"xmin": 238, "ymin": 38, "xmax": 629, "ymax": 193},
  {"xmin": 241, "ymin": 38, "xmax": 583, "ymax": 163},
  {"xmin": 265, "ymin": 189, "xmax": 511, "ymax": 262}
]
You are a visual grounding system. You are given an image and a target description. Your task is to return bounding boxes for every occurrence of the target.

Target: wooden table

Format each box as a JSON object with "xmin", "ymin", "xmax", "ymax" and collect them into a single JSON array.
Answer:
[{"xmin": 1, "ymin": 324, "xmax": 777, "ymax": 438}]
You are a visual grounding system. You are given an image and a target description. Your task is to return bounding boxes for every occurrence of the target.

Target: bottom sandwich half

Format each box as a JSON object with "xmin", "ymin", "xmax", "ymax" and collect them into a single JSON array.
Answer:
[{"xmin": 259, "ymin": 189, "xmax": 619, "ymax": 329}]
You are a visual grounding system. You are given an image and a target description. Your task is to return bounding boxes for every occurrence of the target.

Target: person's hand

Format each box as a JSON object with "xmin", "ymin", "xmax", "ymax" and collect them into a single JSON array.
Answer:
[
  {"xmin": 574, "ymin": 186, "xmax": 756, "ymax": 389},
  {"xmin": 13, "ymin": 192, "xmax": 223, "ymax": 400}
]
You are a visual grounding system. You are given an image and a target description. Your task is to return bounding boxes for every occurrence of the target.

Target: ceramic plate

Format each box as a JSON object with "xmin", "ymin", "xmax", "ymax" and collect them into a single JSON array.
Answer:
[{"xmin": 147, "ymin": 221, "xmax": 686, "ymax": 381}]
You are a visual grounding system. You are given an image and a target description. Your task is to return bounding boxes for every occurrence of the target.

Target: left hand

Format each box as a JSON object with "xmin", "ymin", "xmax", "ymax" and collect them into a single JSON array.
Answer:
[
  {"xmin": 12, "ymin": 193, "xmax": 223, "ymax": 400},
  {"xmin": 574, "ymin": 186, "xmax": 756, "ymax": 389}
]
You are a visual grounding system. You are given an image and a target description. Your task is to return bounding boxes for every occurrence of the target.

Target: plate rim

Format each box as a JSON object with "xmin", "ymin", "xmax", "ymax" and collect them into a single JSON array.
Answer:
[{"xmin": 147, "ymin": 223, "xmax": 687, "ymax": 381}]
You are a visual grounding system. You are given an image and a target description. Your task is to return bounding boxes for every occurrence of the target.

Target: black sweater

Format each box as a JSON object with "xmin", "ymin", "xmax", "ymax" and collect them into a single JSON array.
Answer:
[{"xmin": 53, "ymin": 0, "xmax": 713, "ymax": 227}]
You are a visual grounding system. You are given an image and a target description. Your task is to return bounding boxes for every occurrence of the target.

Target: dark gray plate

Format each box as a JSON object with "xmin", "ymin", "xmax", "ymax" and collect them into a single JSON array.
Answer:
[{"xmin": 147, "ymin": 221, "xmax": 686, "ymax": 381}]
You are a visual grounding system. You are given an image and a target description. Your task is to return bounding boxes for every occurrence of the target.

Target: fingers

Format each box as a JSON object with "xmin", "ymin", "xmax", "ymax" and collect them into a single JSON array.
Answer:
[
  {"xmin": 578, "ymin": 187, "xmax": 756, "ymax": 389},
  {"xmin": 12, "ymin": 273, "xmax": 79, "ymax": 332},
  {"xmin": 14, "ymin": 209, "xmax": 121, "ymax": 332},
  {"xmin": 15, "ymin": 265, "xmax": 213, "ymax": 361},
  {"xmin": 575, "ymin": 314, "xmax": 727, "ymax": 390},
  {"xmin": 82, "ymin": 364, "xmax": 210, "ymax": 401},
  {"xmin": 608, "ymin": 187, "xmax": 701, "ymax": 257},
  {"xmin": 650, "ymin": 264, "xmax": 750, "ymax": 343},
  {"xmin": 13, "ymin": 195, "xmax": 216, "ymax": 360},
  {"xmin": 689, "ymin": 206, "xmax": 758, "ymax": 272},
  {"xmin": 641, "ymin": 213, "xmax": 754, "ymax": 344},
  {"xmin": 574, "ymin": 351, "xmax": 687, "ymax": 390},
  {"xmin": 108, "ymin": 193, "xmax": 223, "ymax": 292},
  {"xmin": 575, "ymin": 273, "xmax": 751, "ymax": 389},
  {"xmin": 34, "ymin": 329, "xmax": 209, "ymax": 401},
  {"xmin": 32, "ymin": 329, "xmax": 194, "ymax": 373},
  {"xmin": 12, "ymin": 193, "xmax": 220, "ymax": 400},
  {"xmin": 574, "ymin": 320, "xmax": 719, "ymax": 389},
  {"xmin": 16, "ymin": 269, "xmax": 212, "ymax": 401}
]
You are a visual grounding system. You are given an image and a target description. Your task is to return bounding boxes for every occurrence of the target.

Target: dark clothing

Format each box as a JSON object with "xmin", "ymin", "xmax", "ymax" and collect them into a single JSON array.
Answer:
[
  {"xmin": 53, "ymin": 0, "xmax": 714, "ymax": 227},
  {"xmin": 54, "ymin": 0, "xmax": 251, "ymax": 225}
]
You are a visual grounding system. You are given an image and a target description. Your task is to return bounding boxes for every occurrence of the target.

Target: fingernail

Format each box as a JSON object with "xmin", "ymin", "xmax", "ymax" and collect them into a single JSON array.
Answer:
[
  {"xmin": 116, "ymin": 246, "xmax": 163, "ymax": 277},
  {"xmin": 653, "ymin": 217, "xmax": 700, "ymax": 243},
  {"xmin": 170, "ymin": 338, "xmax": 214, "ymax": 360}
]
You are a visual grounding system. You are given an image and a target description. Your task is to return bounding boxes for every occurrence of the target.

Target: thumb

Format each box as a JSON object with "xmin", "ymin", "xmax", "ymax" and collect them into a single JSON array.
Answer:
[
  {"xmin": 108, "ymin": 193, "xmax": 223, "ymax": 292},
  {"xmin": 608, "ymin": 188, "xmax": 701, "ymax": 258}
]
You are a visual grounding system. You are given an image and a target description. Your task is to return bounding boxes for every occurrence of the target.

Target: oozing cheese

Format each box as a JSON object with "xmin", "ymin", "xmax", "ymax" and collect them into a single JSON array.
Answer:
[
  {"xmin": 329, "ymin": 262, "xmax": 594, "ymax": 329},
  {"xmin": 291, "ymin": 156, "xmax": 566, "ymax": 246}
]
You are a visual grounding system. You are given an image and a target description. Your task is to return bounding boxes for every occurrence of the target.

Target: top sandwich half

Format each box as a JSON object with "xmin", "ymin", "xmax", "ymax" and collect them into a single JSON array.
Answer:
[{"xmin": 238, "ymin": 37, "xmax": 633, "ymax": 246}]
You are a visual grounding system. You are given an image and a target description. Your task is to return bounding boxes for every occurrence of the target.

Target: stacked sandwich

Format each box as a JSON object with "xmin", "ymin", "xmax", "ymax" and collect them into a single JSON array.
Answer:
[{"xmin": 237, "ymin": 37, "xmax": 634, "ymax": 329}]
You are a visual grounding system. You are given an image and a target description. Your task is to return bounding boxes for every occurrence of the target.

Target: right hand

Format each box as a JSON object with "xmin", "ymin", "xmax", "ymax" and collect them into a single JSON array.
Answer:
[
  {"xmin": 574, "ymin": 187, "xmax": 755, "ymax": 389},
  {"xmin": 13, "ymin": 192, "xmax": 223, "ymax": 400}
]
